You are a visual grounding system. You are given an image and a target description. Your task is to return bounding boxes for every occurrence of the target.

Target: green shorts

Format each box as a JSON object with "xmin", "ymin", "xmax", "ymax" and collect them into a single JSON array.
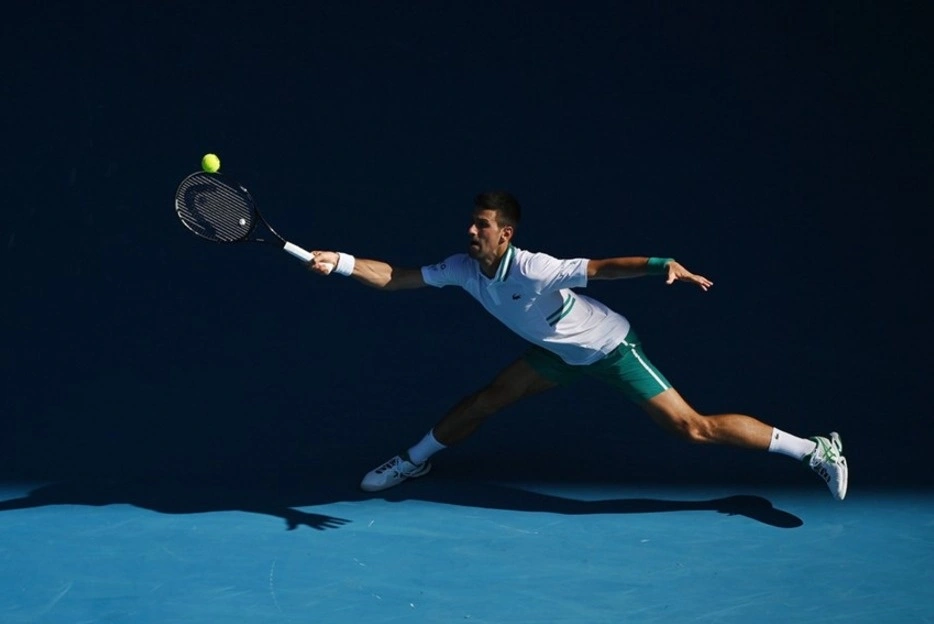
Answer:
[{"xmin": 523, "ymin": 330, "xmax": 672, "ymax": 403}]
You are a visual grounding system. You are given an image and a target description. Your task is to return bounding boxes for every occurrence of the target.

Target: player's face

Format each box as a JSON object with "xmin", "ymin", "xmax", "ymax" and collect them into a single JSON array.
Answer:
[{"xmin": 468, "ymin": 209, "xmax": 511, "ymax": 260}]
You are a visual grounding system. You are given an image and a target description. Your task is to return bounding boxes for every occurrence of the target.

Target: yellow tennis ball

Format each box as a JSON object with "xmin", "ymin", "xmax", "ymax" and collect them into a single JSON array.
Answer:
[{"xmin": 201, "ymin": 153, "xmax": 221, "ymax": 173}]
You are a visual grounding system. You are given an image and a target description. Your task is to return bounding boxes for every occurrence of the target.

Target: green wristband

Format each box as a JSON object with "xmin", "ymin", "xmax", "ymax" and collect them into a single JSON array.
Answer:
[{"xmin": 646, "ymin": 257, "xmax": 673, "ymax": 274}]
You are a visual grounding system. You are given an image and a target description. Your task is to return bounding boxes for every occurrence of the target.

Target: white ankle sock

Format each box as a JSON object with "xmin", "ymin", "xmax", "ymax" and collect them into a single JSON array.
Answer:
[
  {"xmin": 768, "ymin": 428, "xmax": 817, "ymax": 460},
  {"xmin": 406, "ymin": 430, "xmax": 446, "ymax": 464}
]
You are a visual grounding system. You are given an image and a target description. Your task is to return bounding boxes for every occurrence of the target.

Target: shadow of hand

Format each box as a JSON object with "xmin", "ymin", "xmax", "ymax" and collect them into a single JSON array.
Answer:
[{"xmin": 283, "ymin": 510, "xmax": 352, "ymax": 531}]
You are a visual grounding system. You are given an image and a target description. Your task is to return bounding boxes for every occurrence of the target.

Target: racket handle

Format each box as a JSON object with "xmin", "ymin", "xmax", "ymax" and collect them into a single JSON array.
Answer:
[{"xmin": 283, "ymin": 242, "xmax": 313, "ymax": 263}]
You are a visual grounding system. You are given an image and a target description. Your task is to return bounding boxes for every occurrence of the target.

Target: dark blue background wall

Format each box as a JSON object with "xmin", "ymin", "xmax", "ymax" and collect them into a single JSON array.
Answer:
[{"xmin": 2, "ymin": 1, "xmax": 930, "ymax": 489}]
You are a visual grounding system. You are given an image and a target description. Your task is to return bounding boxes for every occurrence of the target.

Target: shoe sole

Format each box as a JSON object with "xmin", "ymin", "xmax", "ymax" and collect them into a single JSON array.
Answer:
[
  {"xmin": 830, "ymin": 432, "xmax": 848, "ymax": 501},
  {"xmin": 817, "ymin": 432, "xmax": 847, "ymax": 501}
]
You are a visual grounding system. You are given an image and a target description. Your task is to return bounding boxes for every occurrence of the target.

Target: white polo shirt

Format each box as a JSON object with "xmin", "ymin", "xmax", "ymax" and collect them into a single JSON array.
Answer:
[{"xmin": 421, "ymin": 245, "xmax": 630, "ymax": 365}]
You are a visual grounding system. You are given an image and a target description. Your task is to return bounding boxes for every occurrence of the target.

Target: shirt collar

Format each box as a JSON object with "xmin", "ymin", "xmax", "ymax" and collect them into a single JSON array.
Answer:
[{"xmin": 487, "ymin": 244, "xmax": 516, "ymax": 285}]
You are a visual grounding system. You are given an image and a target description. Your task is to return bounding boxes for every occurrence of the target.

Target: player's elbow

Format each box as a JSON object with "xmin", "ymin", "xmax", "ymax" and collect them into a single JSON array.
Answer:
[
  {"xmin": 384, "ymin": 269, "xmax": 425, "ymax": 291},
  {"xmin": 586, "ymin": 259, "xmax": 606, "ymax": 280}
]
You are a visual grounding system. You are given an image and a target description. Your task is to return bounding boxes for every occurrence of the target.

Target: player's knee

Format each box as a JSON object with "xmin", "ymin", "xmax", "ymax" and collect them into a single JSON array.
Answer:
[
  {"xmin": 686, "ymin": 416, "xmax": 716, "ymax": 443},
  {"xmin": 666, "ymin": 413, "xmax": 714, "ymax": 443}
]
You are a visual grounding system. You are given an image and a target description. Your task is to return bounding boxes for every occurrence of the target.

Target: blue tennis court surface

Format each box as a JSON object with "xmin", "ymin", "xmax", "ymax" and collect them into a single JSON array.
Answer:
[{"xmin": 1, "ymin": 476, "xmax": 930, "ymax": 623}]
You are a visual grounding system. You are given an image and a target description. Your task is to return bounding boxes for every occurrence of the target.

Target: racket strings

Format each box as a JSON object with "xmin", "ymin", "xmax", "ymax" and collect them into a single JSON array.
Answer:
[{"xmin": 176, "ymin": 175, "xmax": 255, "ymax": 243}]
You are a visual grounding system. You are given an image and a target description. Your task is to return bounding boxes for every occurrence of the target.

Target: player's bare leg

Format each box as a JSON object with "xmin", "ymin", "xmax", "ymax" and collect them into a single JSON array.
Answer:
[
  {"xmin": 360, "ymin": 359, "xmax": 556, "ymax": 492},
  {"xmin": 640, "ymin": 387, "xmax": 773, "ymax": 449},
  {"xmin": 641, "ymin": 387, "xmax": 848, "ymax": 499},
  {"xmin": 433, "ymin": 358, "xmax": 557, "ymax": 445}
]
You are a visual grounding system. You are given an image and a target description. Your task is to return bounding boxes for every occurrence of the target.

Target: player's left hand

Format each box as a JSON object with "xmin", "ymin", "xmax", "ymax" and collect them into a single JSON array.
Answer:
[{"xmin": 665, "ymin": 261, "xmax": 713, "ymax": 291}]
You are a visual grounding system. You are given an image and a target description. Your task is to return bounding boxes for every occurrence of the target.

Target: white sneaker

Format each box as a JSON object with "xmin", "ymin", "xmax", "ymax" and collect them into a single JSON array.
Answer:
[
  {"xmin": 807, "ymin": 432, "xmax": 848, "ymax": 501},
  {"xmin": 360, "ymin": 453, "xmax": 431, "ymax": 492}
]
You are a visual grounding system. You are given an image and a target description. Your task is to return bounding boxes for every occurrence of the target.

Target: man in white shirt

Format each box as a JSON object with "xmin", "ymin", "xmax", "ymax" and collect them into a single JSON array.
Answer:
[{"xmin": 308, "ymin": 192, "xmax": 848, "ymax": 500}]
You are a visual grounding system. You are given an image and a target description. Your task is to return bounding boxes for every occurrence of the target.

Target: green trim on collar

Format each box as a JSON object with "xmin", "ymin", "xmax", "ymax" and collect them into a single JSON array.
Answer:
[{"xmin": 493, "ymin": 245, "xmax": 516, "ymax": 283}]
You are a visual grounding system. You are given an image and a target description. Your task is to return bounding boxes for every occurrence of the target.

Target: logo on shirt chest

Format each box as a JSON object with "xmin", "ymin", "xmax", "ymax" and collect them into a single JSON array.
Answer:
[{"xmin": 511, "ymin": 293, "xmax": 522, "ymax": 300}]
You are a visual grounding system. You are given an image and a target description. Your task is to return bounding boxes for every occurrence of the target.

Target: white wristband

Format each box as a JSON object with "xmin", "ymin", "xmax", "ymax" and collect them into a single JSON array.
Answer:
[{"xmin": 335, "ymin": 252, "xmax": 355, "ymax": 276}]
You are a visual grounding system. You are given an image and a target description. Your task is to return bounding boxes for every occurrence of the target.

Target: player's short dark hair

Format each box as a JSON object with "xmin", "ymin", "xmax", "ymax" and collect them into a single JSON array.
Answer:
[{"xmin": 474, "ymin": 191, "xmax": 521, "ymax": 229}]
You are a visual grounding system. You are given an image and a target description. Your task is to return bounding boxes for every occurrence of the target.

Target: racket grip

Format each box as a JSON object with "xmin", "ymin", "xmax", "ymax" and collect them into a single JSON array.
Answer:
[{"xmin": 283, "ymin": 242, "xmax": 313, "ymax": 263}]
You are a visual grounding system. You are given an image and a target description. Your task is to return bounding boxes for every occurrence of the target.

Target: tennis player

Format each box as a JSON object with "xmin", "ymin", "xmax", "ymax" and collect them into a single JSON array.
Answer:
[{"xmin": 307, "ymin": 192, "xmax": 848, "ymax": 500}]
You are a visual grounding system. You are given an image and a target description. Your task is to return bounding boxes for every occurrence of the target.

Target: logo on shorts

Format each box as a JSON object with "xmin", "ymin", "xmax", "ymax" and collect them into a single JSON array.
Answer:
[{"xmin": 512, "ymin": 293, "xmax": 521, "ymax": 300}]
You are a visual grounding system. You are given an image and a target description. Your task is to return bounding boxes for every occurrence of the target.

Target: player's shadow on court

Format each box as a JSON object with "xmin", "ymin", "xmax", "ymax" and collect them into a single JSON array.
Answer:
[
  {"xmin": 0, "ymin": 474, "xmax": 803, "ymax": 530},
  {"xmin": 385, "ymin": 478, "xmax": 804, "ymax": 529}
]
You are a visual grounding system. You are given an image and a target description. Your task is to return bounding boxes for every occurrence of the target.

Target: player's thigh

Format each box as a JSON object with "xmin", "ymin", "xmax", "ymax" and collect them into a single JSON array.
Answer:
[
  {"xmin": 485, "ymin": 357, "xmax": 558, "ymax": 406},
  {"xmin": 586, "ymin": 332, "xmax": 672, "ymax": 404},
  {"xmin": 589, "ymin": 340, "xmax": 701, "ymax": 431}
]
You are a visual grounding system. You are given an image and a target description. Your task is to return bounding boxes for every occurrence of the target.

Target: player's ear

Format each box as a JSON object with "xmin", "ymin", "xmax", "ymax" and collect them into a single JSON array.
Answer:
[{"xmin": 501, "ymin": 225, "xmax": 514, "ymax": 244}]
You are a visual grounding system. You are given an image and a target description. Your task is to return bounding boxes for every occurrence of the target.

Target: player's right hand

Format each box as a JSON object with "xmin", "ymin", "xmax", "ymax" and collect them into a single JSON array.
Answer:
[{"xmin": 308, "ymin": 250, "xmax": 339, "ymax": 275}]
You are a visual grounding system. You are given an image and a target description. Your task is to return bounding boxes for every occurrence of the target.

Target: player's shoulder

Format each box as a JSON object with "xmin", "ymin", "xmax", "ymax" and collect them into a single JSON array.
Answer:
[
  {"xmin": 422, "ymin": 252, "xmax": 475, "ymax": 282},
  {"xmin": 429, "ymin": 252, "xmax": 472, "ymax": 271},
  {"xmin": 512, "ymin": 247, "xmax": 565, "ymax": 274}
]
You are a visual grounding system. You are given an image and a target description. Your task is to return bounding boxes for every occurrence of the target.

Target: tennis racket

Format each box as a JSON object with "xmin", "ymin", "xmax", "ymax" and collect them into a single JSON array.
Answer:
[{"xmin": 174, "ymin": 171, "xmax": 322, "ymax": 266}]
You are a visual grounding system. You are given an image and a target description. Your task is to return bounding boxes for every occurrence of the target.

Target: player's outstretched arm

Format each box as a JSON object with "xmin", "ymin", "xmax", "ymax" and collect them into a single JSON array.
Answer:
[
  {"xmin": 307, "ymin": 250, "xmax": 426, "ymax": 290},
  {"xmin": 588, "ymin": 257, "xmax": 713, "ymax": 291}
]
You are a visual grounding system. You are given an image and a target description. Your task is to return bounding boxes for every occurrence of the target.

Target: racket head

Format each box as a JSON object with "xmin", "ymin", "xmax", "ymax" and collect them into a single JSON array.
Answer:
[{"xmin": 174, "ymin": 171, "xmax": 259, "ymax": 243}]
